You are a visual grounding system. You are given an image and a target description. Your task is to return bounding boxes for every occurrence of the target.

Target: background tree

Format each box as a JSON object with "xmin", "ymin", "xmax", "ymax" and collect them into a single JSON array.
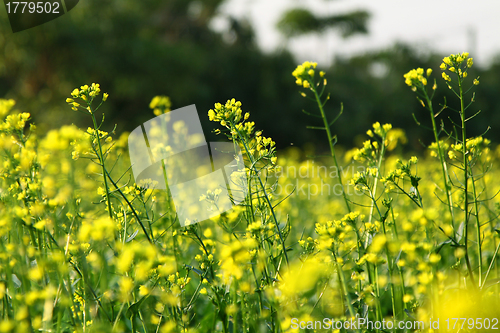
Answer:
[
  {"xmin": 0, "ymin": 0, "xmax": 499, "ymax": 153},
  {"xmin": 277, "ymin": 7, "xmax": 369, "ymax": 38}
]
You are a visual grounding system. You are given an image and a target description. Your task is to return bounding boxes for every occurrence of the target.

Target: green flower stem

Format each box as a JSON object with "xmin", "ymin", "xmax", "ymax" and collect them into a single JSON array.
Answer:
[
  {"xmin": 193, "ymin": 233, "xmax": 228, "ymax": 333},
  {"xmin": 422, "ymin": 87, "xmax": 455, "ymax": 231},
  {"xmin": 81, "ymin": 95, "xmax": 152, "ymax": 244},
  {"xmin": 366, "ymin": 141, "xmax": 397, "ymax": 327},
  {"xmin": 366, "ymin": 188, "xmax": 383, "ymax": 328},
  {"xmin": 458, "ymin": 77, "xmax": 476, "ymax": 287},
  {"xmin": 229, "ymin": 120, "xmax": 289, "ymax": 267},
  {"xmin": 471, "ymin": 174, "xmax": 482, "ymax": 287},
  {"xmin": 390, "ymin": 207, "xmax": 408, "ymax": 313},
  {"xmin": 230, "ymin": 138, "xmax": 257, "ymax": 228},
  {"xmin": 381, "ymin": 217, "xmax": 401, "ymax": 323},
  {"xmin": 362, "ymin": 135, "xmax": 387, "ymax": 324},
  {"xmin": 311, "ymin": 87, "xmax": 351, "ymax": 213},
  {"xmin": 374, "ymin": 264, "xmax": 383, "ymax": 330},
  {"xmin": 103, "ymin": 164, "xmax": 153, "ymax": 244},
  {"xmin": 481, "ymin": 174, "xmax": 500, "ymax": 291},
  {"xmin": 89, "ymin": 110, "xmax": 113, "ymax": 221},
  {"xmin": 350, "ymin": 219, "xmax": 365, "ymax": 301},
  {"xmin": 331, "ymin": 246, "xmax": 361, "ymax": 333},
  {"xmin": 367, "ymin": 137, "xmax": 386, "ymax": 227},
  {"xmin": 482, "ymin": 240, "xmax": 500, "ymax": 289}
]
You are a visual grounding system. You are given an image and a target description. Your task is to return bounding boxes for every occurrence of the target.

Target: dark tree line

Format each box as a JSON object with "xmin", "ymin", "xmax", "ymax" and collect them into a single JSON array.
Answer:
[{"xmin": 0, "ymin": 0, "xmax": 498, "ymax": 153}]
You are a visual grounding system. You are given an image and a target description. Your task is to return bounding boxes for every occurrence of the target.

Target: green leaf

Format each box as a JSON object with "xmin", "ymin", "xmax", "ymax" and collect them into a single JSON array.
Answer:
[{"xmin": 126, "ymin": 295, "xmax": 149, "ymax": 318}]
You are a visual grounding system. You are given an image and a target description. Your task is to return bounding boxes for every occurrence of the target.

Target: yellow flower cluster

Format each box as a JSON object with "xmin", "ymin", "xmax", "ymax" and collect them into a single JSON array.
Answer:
[
  {"xmin": 0, "ymin": 99, "xmax": 29, "ymax": 137},
  {"xmin": 208, "ymin": 98, "xmax": 246, "ymax": 128},
  {"xmin": 1, "ymin": 55, "xmax": 499, "ymax": 331},
  {"xmin": 428, "ymin": 140, "xmax": 450, "ymax": 158},
  {"xmin": 372, "ymin": 121, "xmax": 392, "ymax": 138},
  {"xmin": 449, "ymin": 136, "xmax": 490, "ymax": 163},
  {"xmin": 149, "ymin": 95, "xmax": 171, "ymax": 116},
  {"xmin": 350, "ymin": 122, "xmax": 392, "ymax": 163},
  {"xmin": 403, "ymin": 67, "xmax": 432, "ymax": 88},
  {"xmin": 0, "ymin": 99, "xmax": 30, "ymax": 136},
  {"xmin": 208, "ymin": 99, "xmax": 277, "ymax": 167},
  {"xmin": 0, "ymin": 99, "xmax": 16, "ymax": 118},
  {"xmin": 292, "ymin": 61, "xmax": 319, "ymax": 88},
  {"xmin": 278, "ymin": 257, "xmax": 329, "ymax": 298},
  {"xmin": 0, "ymin": 112, "xmax": 30, "ymax": 132},
  {"xmin": 381, "ymin": 157, "xmax": 421, "ymax": 197},
  {"xmin": 315, "ymin": 212, "xmax": 360, "ymax": 242},
  {"xmin": 78, "ymin": 216, "xmax": 117, "ymax": 242},
  {"xmin": 66, "ymin": 83, "xmax": 108, "ymax": 113},
  {"xmin": 439, "ymin": 52, "xmax": 474, "ymax": 81}
]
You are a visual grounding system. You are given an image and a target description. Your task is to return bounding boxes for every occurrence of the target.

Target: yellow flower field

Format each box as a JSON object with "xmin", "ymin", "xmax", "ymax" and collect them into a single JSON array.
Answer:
[{"xmin": 0, "ymin": 53, "xmax": 499, "ymax": 332}]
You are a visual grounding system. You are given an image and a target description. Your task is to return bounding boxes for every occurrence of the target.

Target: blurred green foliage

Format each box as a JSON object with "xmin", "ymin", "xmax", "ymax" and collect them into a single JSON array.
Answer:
[
  {"xmin": 0, "ymin": 0, "xmax": 315, "ymax": 146},
  {"xmin": 0, "ymin": 0, "xmax": 499, "ymax": 153},
  {"xmin": 325, "ymin": 45, "xmax": 500, "ymax": 153},
  {"xmin": 277, "ymin": 7, "xmax": 369, "ymax": 38}
]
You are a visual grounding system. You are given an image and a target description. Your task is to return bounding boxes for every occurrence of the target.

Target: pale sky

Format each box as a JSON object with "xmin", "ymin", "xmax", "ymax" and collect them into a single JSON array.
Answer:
[{"xmin": 215, "ymin": 0, "xmax": 500, "ymax": 67}]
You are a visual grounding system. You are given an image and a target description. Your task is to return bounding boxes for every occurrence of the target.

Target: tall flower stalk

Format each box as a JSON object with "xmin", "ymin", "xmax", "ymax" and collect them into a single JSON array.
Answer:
[
  {"xmin": 405, "ymin": 53, "xmax": 488, "ymax": 289},
  {"xmin": 441, "ymin": 53, "xmax": 482, "ymax": 287},
  {"xmin": 208, "ymin": 99, "xmax": 289, "ymax": 267},
  {"xmin": 66, "ymin": 85, "xmax": 153, "ymax": 243},
  {"xmin": 404, "ymin": 68, "xmax": 456, "ymax": 232},
  {"xmin": 292, "ymin": 62, "xmax": 351, "ymax": 213}
]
